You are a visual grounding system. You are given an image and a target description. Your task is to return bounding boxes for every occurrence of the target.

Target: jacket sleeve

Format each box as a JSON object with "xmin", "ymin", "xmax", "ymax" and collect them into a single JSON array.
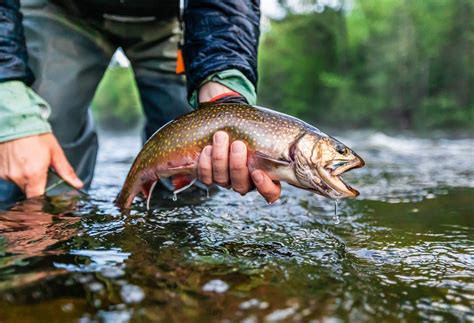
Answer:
[
  {"xmin": 183, "ymin": 0, "xmax": 260, "ymax": 98},
  {"xmin": 0, "ymin": 0, "xmax": 34, "ymax": 85},
  {"xmin": 0, "ymin": 1, "xmax": 51, "ymax": 143}
]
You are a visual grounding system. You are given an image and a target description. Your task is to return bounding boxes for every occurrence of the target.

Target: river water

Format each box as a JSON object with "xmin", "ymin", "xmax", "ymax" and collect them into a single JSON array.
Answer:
[{"xmin": 0, "ymin": 131, "xmax": 473, "ymax": 322}]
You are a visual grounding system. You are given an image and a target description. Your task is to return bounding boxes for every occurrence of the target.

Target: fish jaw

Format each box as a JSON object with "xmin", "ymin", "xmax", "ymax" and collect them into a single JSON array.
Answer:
[
  {"xmin": 317, "ymin": 166, "xmax": 358, "ymax": 197},
  {"xmin": 316, "ymin": 154, "xmax": 365, "ymax": 198}
]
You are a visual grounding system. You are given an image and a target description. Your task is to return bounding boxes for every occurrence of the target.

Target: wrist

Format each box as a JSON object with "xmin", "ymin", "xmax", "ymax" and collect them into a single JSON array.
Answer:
[
  {"xmin": 198, "ymin": 81, "xmax": 235, "ymax": 103},
  {"xmin": 190, "ymin": 69, "xmax": 257, "ymax": 109}
]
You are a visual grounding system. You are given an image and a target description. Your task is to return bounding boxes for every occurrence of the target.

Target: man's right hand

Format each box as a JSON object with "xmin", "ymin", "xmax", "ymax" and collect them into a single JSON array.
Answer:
[{"xmin": 0, "ymin": 133, "xmax": 83, "ymax": 198}]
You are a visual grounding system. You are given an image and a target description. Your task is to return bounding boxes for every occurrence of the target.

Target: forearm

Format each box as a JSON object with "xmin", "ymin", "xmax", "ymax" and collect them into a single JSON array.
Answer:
[{"xmin": 183, "ymin": 0, "xmax": 260, "ymax": 102}]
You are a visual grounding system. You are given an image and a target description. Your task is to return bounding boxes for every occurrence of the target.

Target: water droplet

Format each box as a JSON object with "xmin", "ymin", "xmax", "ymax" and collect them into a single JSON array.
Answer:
[
  {"xmin": 206, "ymin": 188, "xmax": 210, "ymax": 199},
  {"xmin": 120, "ymin": 284, "xmax": 145, "ymax": 304},
  {"xmin": 202, "ymin": 279, "xmax": 229, "ymax": 293},
  {"xmin": 172, "ymin": 193, "xmax": 177, "ymax": 201},
  {"xmin": 333, "ymin": 199, "xmax": 340, "ymax": 224}
]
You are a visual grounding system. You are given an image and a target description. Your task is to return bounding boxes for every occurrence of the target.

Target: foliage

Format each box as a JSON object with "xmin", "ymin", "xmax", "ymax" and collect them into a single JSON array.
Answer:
[
  {"xmin": 91, "ymin": 67, "xmax": 143, "ymax": 130},
  {"xmin": 91, "ymin": 0, "xmax": 473, "ymax": 131},
  {"xmin": 258, "ymin": 0, "xmax": 473, "ymax": 130}
]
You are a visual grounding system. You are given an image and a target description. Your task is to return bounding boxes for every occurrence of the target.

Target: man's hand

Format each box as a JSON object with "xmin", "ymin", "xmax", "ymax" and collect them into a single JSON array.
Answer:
[
  {"xmin": 198, "ymin": 82, "xmax": 281, "ymax": 203},
  {"xmin": 198, "ymin": 131, "xmax": 281, "ymax": 204},
  {"xmin": 0, "ymin": 133, "xmax": 83, "ymax": 198}
]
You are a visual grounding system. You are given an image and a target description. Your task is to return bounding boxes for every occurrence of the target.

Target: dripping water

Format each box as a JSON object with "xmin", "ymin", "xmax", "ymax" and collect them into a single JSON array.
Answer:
[
  {"xmin": 172, "ymin": 193, "xmax": 177, "ymax": 201},
  {"xmin": 333, "ymin": 199, "xmax": 340, "ymax": 224}
]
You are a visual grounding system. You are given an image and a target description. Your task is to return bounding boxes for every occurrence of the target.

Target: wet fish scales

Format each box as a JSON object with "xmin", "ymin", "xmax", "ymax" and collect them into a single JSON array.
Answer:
[{"xmin": 117, "ymin": 103, "xmax": 364, "ymax": 209}]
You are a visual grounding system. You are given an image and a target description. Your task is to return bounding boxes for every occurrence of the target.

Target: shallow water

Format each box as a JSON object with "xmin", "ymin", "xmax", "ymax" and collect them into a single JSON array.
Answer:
[{"xmin": 0, "ymin": 131, "xmax": 473, "ymax": 322}]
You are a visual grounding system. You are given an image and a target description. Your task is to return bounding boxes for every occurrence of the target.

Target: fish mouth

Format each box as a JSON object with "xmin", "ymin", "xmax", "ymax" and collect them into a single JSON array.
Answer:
[{"xmin": 317, "ymin": 157, "xmax": 365, "ymax": 198}]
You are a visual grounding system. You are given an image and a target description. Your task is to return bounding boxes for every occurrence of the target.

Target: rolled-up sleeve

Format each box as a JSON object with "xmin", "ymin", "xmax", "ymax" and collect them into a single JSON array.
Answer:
[
  {"xmin": 0, "ymin": 81, "xmax": 52, "ymax": 143},
  {"xmin": 183, "ymin": 0, "xmax": 260, "ymax": 99}
]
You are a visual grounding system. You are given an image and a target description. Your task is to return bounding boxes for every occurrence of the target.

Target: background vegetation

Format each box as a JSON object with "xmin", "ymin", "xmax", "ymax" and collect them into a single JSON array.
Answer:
[
  {"xmin": 92, "ymin": 0, "xmax": 473, "ymax": 131},
  {"xmin": 92, "ymin": 66, "xmax": 143, "ymax": 130}
]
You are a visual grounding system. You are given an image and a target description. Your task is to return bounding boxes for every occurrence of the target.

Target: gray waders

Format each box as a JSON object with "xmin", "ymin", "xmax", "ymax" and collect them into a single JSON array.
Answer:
[{"xmin": 0, "ymin": 0, "xmax": 192, "ymax": 208}]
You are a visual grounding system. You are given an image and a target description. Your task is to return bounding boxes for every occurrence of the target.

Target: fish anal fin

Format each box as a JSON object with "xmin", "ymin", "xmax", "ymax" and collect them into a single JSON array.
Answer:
[{"xmin": 254, "ymin": 151, "xmax": 290, "ymax": 167}]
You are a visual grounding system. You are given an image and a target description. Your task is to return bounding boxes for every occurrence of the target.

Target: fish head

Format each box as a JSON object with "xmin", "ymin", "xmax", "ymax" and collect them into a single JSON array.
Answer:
[{"xmin": 291, "ymin": 132, "xmax": 365, "ymax": 198}]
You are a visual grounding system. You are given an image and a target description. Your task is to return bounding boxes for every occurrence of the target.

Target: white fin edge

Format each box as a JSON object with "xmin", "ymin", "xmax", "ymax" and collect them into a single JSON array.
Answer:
[
  {"xmin": 146, "ymin": 181, "xmax": 158, "ymax": 211},
  {"xmin": 173, "ymin": 178, "xmax": 197, "ymax": 195}
]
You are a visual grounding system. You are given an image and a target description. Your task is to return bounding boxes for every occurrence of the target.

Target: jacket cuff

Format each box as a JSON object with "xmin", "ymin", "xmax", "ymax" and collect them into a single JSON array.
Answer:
[
  {"xmin": 0, "ymin": 81, "xmax": 52, "ymax": 143},
  {"xmin": 189, "ymin": 69, "xmax": 257, "ymax": 109}
]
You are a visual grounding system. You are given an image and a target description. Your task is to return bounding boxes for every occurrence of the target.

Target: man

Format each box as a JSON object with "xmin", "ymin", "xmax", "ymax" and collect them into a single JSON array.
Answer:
[{"xmin": 0, "ymin": 0, "xmax": 281, "ymax": 207}]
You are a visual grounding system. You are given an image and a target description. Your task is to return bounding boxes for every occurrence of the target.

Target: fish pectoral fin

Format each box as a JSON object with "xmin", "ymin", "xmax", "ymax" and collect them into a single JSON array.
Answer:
[
  {"xmin": 254, "ymin": 151, "xmax": 291, "ymax": 166},
  {"xmin": 167, "ymin": 164, "xmax": 196, "ymax": 173}
]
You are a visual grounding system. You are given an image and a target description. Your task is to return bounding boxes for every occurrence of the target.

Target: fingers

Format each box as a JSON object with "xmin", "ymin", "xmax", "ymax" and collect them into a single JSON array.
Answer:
[
  {"xmin": 0, "ymin": 135, "xmax": 49, "ymax": 198},
  {"xmin": 198, "ymin": 146, "xmax": 213, "ymax": 185},
  {"xmin": 8, "ymin": 164, "xmax": 48, "ymax": 198},
  {"xmin": 50, "ymin": 139, "xmax": 83, "ymax": 189},
  {"xmin": 251, "ymin": 170, "xmax": 281, "ymax": 203},
  {"xmin": 211, "ymin": 131, "xmax": 230, "ymax": 187},
  {"xmin": 197, "ymin": 131, "xmax": 281, "ymax": 203},
  {"xmin": 24, "ymin": 170, "xmax": 48, "ymax": 198},
  {"xmin": 229, "ymin": 141, "xmax": 252, "ymax": 195}
]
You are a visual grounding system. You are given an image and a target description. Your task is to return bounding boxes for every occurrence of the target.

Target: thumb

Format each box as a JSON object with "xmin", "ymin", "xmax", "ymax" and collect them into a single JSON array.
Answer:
[{"xmin": 50, "ymin": 142, "xmax": 84, "ymax": 189}]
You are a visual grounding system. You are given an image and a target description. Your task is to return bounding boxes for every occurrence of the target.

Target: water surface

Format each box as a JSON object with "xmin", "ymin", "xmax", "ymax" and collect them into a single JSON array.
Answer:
[{"xmin": 0, "ymin": 131, "xmax": 473, "ymax": 322}]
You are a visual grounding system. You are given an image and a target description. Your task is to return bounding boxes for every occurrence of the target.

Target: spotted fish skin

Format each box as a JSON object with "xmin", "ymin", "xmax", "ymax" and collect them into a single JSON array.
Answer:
[{"xmin": 116, "ymin": 103, "xmax": 363, "ymax": 209}]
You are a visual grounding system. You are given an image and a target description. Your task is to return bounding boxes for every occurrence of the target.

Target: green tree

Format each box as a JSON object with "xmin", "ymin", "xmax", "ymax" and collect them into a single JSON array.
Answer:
[{"xmin": 258, "ymin": 0, "xmax": 473, "ymax": 130}]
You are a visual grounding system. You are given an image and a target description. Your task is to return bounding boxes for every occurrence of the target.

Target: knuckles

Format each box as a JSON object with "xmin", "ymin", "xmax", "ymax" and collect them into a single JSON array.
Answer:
[
  {"xmin": 212, "ymin": 153, "xmax": 227, "ymax": 162},
  {"xmin": 7, "ymin": 166, "xmax": 45, "ymax": 184},
  {"xmin": 230, "ymin": 163, "xmax": 246, "ymax": 172},
  {"xmin": 23, "ymin": 169, "xmax": 43, "ymax": 180}
]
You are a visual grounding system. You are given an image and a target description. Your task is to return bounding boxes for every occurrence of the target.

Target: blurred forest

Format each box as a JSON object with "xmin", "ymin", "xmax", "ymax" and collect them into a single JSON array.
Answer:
[{"xmin": 92, "ymin": 0, "xmax": 473, "ymax": 131}]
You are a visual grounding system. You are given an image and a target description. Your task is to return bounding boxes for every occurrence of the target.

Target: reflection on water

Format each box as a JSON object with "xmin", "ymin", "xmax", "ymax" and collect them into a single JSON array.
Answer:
[{"xmin": 0, "ymin": 131, "xmax": 473, "ymax": 322}]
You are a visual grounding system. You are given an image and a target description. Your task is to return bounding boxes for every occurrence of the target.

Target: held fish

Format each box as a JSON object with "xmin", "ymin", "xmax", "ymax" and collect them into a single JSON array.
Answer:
[{"xmin": 117, "ymin": 103, "xmax": 365, "ymax": 209}]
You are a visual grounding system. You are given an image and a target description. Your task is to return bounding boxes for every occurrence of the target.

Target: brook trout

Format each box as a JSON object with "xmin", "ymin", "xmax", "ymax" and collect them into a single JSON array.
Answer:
[{"xmin": 117, "ymin": 103, "xmax": 365, "ymax": 209}]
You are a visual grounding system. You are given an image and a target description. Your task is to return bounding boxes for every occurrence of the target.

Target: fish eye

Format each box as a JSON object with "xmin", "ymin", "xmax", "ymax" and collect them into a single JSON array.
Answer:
[{"xmin": 336, "ymin": 145, "xmax": 349, "ymax": 155}]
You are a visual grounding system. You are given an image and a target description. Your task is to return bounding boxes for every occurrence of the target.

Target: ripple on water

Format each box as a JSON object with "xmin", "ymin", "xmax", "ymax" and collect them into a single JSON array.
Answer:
[{"xmin": 0, "ymin": 131, "xmax": 473, "ymax": 322}]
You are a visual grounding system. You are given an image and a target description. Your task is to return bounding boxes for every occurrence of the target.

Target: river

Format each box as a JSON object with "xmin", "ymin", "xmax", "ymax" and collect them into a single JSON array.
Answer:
[{"xmin": 0, "ymin": 130, "xmax": 473, "ymax": 322}]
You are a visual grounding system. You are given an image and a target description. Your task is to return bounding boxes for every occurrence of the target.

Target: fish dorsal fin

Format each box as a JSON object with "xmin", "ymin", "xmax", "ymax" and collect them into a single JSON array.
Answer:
[{"xmin": 254, "ymin": 151, "xmax": 291, "ymax": 166}]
